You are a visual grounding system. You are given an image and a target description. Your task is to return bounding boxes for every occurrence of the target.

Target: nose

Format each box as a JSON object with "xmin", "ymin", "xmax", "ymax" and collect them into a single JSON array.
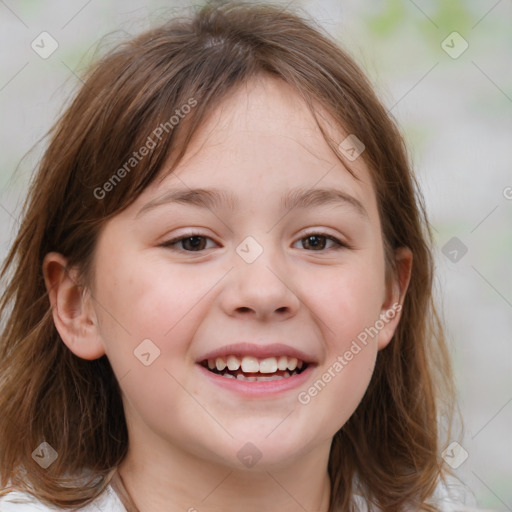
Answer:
[{"xmin": 219, "ymin": 243, "xmax": 301, "ymax": 322}]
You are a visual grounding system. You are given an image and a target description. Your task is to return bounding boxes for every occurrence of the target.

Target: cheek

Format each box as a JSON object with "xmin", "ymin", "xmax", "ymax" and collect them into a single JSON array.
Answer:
[
  {"xmin": 296, "ymin": 255, "xmax": 384, "ymax": 422},
  {"xmin": 92, "ymin": 253, "xmax": 214, "ymax": 425},
  {"xmin": 312, "ymin": 259, "xmax": 386, "ymax": 346},
  {"xmin": 296, "ymin": 331, "xmax": 378, "ymax": 441},
  {"xmin": 94, "ymin": 250, "xmax": 217, "ymax": 364},
  {"xmin": 97, "ymin": 251, "xmax": 179, "ymax": 325}
]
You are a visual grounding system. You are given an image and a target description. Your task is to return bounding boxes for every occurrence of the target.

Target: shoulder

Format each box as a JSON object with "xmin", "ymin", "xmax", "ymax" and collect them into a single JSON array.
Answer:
[
  {"xmin": 0, "ymin": 485, "xmax": 126, "ymax": 512},
  {"xmin": 351, "ymin": 476, "xmax": 498, "ymax": 512},
  {"xmin": 429, "ymin": 477, "xmax": 497, "ymax": 512}
]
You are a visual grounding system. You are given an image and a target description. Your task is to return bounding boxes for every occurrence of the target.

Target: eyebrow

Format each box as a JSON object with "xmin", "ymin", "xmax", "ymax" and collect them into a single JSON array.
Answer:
[{"xmin": 136, "ymin": 186, "xmax": 369, "ymax": 219}]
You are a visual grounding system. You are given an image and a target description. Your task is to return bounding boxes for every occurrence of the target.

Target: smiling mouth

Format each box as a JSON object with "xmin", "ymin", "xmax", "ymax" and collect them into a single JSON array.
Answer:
[{"xmin": 200, "ymin": 360, "xmax": 308, "ymax": 382}]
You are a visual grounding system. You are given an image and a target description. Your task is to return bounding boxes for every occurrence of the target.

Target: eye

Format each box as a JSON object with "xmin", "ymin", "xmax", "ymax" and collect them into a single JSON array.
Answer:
[
  {"xmin": 293, "ymin": 232, "xmax": 347, "ymax": 251},
  {"xmin": 161, "ymin": 233, "xmax": 217, "ymax": 252},
  {"xmin": 161, "ymin": 231, "xmax": 348, "ymax": 253}
]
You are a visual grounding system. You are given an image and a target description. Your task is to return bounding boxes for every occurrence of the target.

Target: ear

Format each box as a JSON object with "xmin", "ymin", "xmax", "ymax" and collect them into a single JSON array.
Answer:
[
  {"xmin": 376, "ymin": 246, "xmax": 413, "ymax": 351},
  {"xmin": 42, "ymin": 252, "xmax": 105, "ymax": 360}
]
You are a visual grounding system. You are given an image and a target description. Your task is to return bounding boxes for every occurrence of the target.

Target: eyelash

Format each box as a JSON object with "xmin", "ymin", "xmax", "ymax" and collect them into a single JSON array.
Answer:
[{"xmin": 161, "ymin": 231, "xmax": 349, "ymax": 252}]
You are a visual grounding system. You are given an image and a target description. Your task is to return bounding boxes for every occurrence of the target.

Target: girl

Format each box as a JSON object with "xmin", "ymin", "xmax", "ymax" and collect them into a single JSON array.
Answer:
[{"xmin": 0, "ymin": 2, "xmax": 483, "ymax": 511}]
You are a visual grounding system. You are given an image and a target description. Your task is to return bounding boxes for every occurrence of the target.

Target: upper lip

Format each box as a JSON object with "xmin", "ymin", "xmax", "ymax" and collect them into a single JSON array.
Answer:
[{"xmin": 196, "ymin": 342, "xmax": 317, "ymax": 364}]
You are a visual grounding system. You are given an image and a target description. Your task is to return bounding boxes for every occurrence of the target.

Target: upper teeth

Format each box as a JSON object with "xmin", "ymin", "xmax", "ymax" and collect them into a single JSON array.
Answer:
[{"xmin": 208, "ymin": 355, "xmax": 304, "ymax": 373}]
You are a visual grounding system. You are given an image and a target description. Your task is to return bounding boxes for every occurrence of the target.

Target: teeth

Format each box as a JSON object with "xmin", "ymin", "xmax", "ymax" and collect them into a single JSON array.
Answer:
[
  {"xmin": 277, "ymin": 356, "xmax": 288, "ymax": 371},
  {"xmin": 237, "ymin": 373, "xmax": 257, "ymax": 381},
  {"xmin": 234, "ymin": 372, "xmax": 291, "ymax": 382},
  {"xmin": 287, "ymin": 357, "xmax": 298, "ymax": 371},
  {"xmin": 259, "ymin": 357, "xmax": 277, "ymax": 373},
  {"xmin": 209, "ymin": 355, "xmax": 306, "ymax": 373},
  {"xmin": 227, "ymin": 355, "xmax": 240, "ymax": 371},
  {"xmin": 241, "ymin": 356, "xmax": 259, "ymax": 373},
  {"xmin": 215, "ymin": 357, "xmax": 226, "ymax": 371}
]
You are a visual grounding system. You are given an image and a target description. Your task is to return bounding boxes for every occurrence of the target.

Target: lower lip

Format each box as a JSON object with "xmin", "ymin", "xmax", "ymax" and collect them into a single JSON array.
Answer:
[{"xmin": 197, "ymin": 363, "xmax": 315, "ymax": 397}]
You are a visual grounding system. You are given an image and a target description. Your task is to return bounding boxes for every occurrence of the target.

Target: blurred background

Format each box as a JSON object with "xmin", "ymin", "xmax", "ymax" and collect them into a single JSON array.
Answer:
[{"xmin": 1, "ymin": 0, "xmax": 511, "ymax": 509}]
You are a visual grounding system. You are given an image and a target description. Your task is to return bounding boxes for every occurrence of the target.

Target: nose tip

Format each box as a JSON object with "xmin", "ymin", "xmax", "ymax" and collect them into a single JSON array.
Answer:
[{"xmin": 222, "ymin": 254, "xmax": 301, "ymax": 321}]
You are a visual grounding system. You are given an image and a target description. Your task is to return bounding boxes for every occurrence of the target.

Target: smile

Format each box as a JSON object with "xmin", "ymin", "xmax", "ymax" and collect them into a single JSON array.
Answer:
[{"xmin": 200, "ymin": 355, "xmax": 308, "ymax": 382}]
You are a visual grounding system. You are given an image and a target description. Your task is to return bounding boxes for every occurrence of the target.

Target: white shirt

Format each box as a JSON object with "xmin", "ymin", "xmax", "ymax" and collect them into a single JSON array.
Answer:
[
  {"xmin": 0, "ymin": 479, "xmax": 496, "ymax": 512},
  {"xmin": 0, "ymin": 485, "xmax": 125, "ymax": 511}
]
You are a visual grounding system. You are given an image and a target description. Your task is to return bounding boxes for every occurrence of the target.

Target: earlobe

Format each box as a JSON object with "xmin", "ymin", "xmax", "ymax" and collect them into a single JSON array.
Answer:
[
  {"xmin": 42, "ymin": 252, "xmax": 106, "ymax": 360},
  {"xmin": 377, "ymin": 247, "xmax": 413, "ymax": 351}
]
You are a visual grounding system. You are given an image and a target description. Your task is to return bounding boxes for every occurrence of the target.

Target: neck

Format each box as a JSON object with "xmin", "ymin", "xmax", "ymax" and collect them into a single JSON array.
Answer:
[{"xmin": 117, "ymin": 437, "xmax": 332, "ymax": 512}]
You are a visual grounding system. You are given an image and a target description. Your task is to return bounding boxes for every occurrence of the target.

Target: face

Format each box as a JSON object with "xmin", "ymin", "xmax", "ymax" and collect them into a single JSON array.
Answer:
[{"xmin": 46, "ymin": 75, "xmax": 409, "ymax": 471}]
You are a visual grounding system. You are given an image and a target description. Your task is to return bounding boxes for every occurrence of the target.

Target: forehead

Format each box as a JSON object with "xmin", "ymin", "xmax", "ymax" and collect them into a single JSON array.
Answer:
[
  {"xmin": 176, "ymin": 75, "xmax": 361, "ymax": 168},
  {"xmin": 134, "ymin": 75, "xmax": 379, "ymax": 221}
]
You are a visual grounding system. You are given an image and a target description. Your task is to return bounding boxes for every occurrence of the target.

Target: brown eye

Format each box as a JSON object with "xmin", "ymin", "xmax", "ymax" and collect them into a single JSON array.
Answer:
[
  {"xmin": 180, "ymin": 236, "xmax": 208, "ymax": 251},
  {"xmin": 162, "ymin": 234, "xmax": 216, "ymax": 252},
  {"xmin": 297, "ymin": 233, "xmax": 344, "ymax": 251}
]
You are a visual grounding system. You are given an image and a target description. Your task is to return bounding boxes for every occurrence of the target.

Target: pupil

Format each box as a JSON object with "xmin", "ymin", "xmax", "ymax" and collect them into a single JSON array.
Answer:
[
  {"xmin": 184, "ymin": 236, "xmax": 204, "ymax": 251},
  {"xmin": 305, "ymin": 235, "xmax": 325, "ymax": 250}
]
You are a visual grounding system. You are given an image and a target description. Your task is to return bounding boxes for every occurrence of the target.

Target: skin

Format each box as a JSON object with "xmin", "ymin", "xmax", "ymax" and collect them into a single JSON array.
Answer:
[{"xmin": 43, "ymin": 75, "xmax": 412, "ymax": 512}]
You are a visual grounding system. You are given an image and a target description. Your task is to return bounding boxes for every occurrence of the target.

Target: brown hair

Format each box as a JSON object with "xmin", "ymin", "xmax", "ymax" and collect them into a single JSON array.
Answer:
[{"xmin": 0, "ymin": 2, "xmax": 457, "ymax": 510}]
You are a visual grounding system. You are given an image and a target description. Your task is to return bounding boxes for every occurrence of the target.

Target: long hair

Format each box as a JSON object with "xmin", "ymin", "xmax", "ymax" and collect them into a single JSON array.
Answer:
[{"xmin": 0, "ymin": 2, "xmax": 456, "ymax": 510}]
